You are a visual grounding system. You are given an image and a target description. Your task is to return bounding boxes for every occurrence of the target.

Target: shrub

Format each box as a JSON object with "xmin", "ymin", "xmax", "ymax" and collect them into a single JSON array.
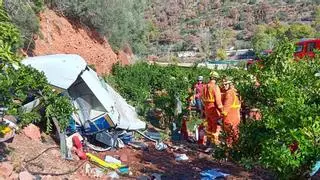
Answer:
[
  {"xmin": 276, "ymin": 11, "xmax": 288, "ymax": 21},
  {"xmin": 216, "ymin": 48, "xmax": 227, "ymax": 60},
  {"xmin": 222, "ymin": 40, "xmax": 320, "ymax": 179},
  {"xmin": 312, "ymin": 0, "xmax": 320, "ymax": 5},
  {"xmin": 107, "ymin": 62, "xmax": 213, "ymax": 127},
  {"xmin": 0, "ymin": 2, "xmax": 73, "ymax": 133},
  {"xmin": 251, "ymin": 23, "xmax": 316, "ymax": 53},
  {"xmin": 285, "ymin": 0, "xmax": 296, "ymax": 4},
  {"xmin": 248, "ymin": 0, "xmax": 257, "ymax": 5},
  {"xmin": 285, "ymin": 23, "xmax": 316, "ymax": 40},
  {"xmin": 236, "ymin": 32, "xmax": 246, "ymax": 40},
  {"xmin": 31, "ymin": 0, "xmax": 45, "ymax": 14},
  {"xmin": 235, "ymin": 40, "xmax": 251, "ymax": 49},
  {"xmin": 186, "ymin": 18, "xmax": 201, "ymax": 26},
  {"xmin": 4, "ymin": 0, "xmax": 41, "ymax": 51},
  {"xmin": 234, "ymin": 22, "xmax": 245, "ymax": 30},
  {"xmin": 50, "ymin": 0, "xmax": 148, "ymax": 55}
]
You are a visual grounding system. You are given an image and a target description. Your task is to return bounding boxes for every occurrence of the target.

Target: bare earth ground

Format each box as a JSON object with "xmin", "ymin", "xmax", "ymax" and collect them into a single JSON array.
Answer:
[
  {"xmin": 32, "ymin": 9, "xmax": 130, "ymax": 75},
  {"xmin": 0, "ymin": 132, "xmax": 275, "ymax": 180}
]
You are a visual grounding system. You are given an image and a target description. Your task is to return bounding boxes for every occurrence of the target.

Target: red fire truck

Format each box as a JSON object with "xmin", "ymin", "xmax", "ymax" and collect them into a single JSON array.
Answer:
[{"xmin": 247, "ymin": 38, "xmax": 320, "ymax": 67}]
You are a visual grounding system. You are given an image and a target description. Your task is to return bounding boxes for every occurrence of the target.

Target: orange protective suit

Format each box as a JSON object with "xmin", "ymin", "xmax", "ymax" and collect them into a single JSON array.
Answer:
[
  {"xmin": 222, "ymin": 87, "xmax": 241, "ymax": 146},
  {"xmin": 202, "ymin": 81, "xmax": 223, "ymax": 144}
]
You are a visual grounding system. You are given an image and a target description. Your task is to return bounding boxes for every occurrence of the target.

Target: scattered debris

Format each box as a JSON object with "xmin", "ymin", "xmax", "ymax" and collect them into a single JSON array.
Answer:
[
  {"xmin": 107, "ymin": 171, "xmax": 120, "ymax": 179},
  {"xmin": 72, "ymin": 135, "xmax": 87, "ymax": 160},
  {"xmin": 174, "ymin": 153, "xmax": 189, "ymax": 161},
  {"xmin": 117, "ymin": 138, "xmax": 125, "ymax": 148},
  {"xmin": 22, "ymin": 124, "xmax": 41, "ymax": 142},
  {"xmin": 22, "ymin": 54, "xmax": 146, "ymax": 152},
  {"xmin": 119, "ymin": 132, "xmax": 133, "ymax": 145},
  {"xmin": 117, "ymin": 165, "xmax": 129, "ymax": 175},
  {"xmin": 145, "ymin": 131, "xmax": 161, "ymax": 141},
  {"xmin": 0, "ymin": 119, "xmax": 18, "ymax": 143},
  {"xmin": 128, "ymin": 141, "xmax": 148, "ymax": 150},
  {"xmin": 105, "ymin": 155, "xmax": 121, "ymax": 164},
  {"xmin": 86, "ymin": 153, "xmax": 124, "ymax": 171},
  {"xmin": 85, "ymin": 163, "xmax": 91, "ymax": 175},
  {"xmin": 137, "ymin": 175, "xmax": 150, "ymax": 180},
  {"xmin": 135, "ymin": 129, "xmax": 168, "ymax": 151},
  {"xmin": 151, "ymin": 173, "xmax": 162, "ymax": 180},
  {"xmin": 311, "ymin": 161, "xmax": 320, "ymax": 177},
  {"xmin": 155, "ymin": 142, "xmax": 167, "ymax": 151},
  {"xmin": 91, "ymin": 167, "xmax": 105, "ymax": 178},
  {"xmin": 200, "ymin": 169, "xmax": 229, "ymax": 180}
]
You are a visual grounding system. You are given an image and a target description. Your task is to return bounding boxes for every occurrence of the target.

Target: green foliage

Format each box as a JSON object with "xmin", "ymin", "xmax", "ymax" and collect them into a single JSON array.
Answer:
[
  {"xmin": 251, "ymin": 23, "xmax": 317, "ymax": 53},
  {"xmin": 0, "ymin": 2, "xmax": 73, "ymax": 133},
  {"xmin": 248, "ymin": 0, "xmax": 257, "ymax": 5},
  {"xmin": 212, "ymin": 28, "xmax": 235, "ymax": 49},
  {"xmin": 51, "ymin": 0, "xmax": 148, "ymax": 54},
  {"xmin": 236, "ymin": 32, "xmax": 245, "ymax": 40},
  {"xmin": 0, "ymin": 3, "xmax": 22, "ymax": 63},
  {"xmin": 108, "ymin": 40, "xmax": 320, "ymax": 179},
  {"xmin": 44, "ymin": 89, "xmax": 74, "ymax": 132},
  {"xmin": 216, "ymin": 48, "xmax": 227, "ymax": 60},
  {"xmin": 185, "ymin": 18, "xmax": 201, "ymax": 26},
  {"xmin": 313, "ymin": 7, "xmax": 320, "ymax": 32},
  {"xmin": 312, "ymin": 0, "xmax": 320, "ymax": 5},
  {"xmin": 234, "ymin": 21, "xmax": 245, "ymax": 30},
  {"xmin": 228, "ymin": 40, "xmax": 320, "ymax": 179},
  {"xmin": 31, "ymin": 0, "xmax": 45, "ymax": 14},
  {"xmin": 146, "ymin": 20, "xmax": 160, "ymax": 42},
  {"xmin": 4, "ymin": 0, "xmax": 41, "ymax": 50},
  {"xmin": 276, "ymin": 11, "xmax": 288, "ymax": 21},
  {"xmin": 107, "ymin": 62, "xmax": 212, "ymax": 127},
  {"xmin": 285, "ymin": 0, "xmax": 296, "ymax": 4},
  {"xmin": 285, "ymin": 23, "xmax": 316, "ymax": 40}
]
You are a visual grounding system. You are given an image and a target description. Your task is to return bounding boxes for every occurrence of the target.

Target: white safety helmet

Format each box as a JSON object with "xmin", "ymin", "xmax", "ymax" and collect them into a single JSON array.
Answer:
[{"xmin": 198, "ymin": 76, "xmax": 203, "ymax": 81}]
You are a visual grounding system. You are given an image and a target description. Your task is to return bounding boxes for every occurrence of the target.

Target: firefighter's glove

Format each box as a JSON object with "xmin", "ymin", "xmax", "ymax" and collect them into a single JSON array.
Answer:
[{"xmin": 221, "ymin": 111, "xmax": 228, "ymax": 117}]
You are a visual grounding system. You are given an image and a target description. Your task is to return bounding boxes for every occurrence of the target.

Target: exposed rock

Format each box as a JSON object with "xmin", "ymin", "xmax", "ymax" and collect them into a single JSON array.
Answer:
[
  {"xmin": 18, "ymin": 171, "xmax": 34, "ymax": 180},
  {"xmin": 120, "ymin": 154, "xmax": 128, "ymax": 162},
  {"xmin": 22, "ymin": 124, "xmax": 41, "ymax": 141},
  {"xmin": 9, "ymin": 172, "xmax": 19, "ymax": 180},
  {"xmin": 0, "ymin": 162, "xmax": 13, "ymax": 178}
]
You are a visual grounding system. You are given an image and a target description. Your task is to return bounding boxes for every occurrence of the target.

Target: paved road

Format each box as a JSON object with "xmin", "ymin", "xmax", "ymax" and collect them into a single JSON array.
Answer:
[{"xmin": 149, "ymin": 61, "xmax": 244, "ymax": 70}]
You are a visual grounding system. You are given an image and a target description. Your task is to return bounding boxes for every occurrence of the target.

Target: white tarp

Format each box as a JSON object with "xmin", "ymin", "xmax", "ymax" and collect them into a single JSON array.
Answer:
[
  {"xmin": 22, "ymin": 54, "xmax": 146, "ymax": 130},
  {"xmin": 100, "ymin": 80, "xmax": 146, "ymax": 130},
  {"xmin": 22, "ymin": 54, "xmax": 87, "ymax": 89}
]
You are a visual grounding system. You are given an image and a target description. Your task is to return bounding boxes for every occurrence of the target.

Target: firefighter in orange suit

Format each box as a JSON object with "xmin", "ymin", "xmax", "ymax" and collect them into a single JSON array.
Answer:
[
  {"xmin": 221, "ymin": 77, "xmax": 241, "ymax": 147},
  {"xmin": 202, "ymin": 71, "xmax": 224, "ymax": 146}
]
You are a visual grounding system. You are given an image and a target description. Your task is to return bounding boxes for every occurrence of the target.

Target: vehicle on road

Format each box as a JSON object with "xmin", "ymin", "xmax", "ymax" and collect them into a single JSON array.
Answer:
[{"xmin": 247, "ymin": 39, "xmax": 320, "ymax": 67}]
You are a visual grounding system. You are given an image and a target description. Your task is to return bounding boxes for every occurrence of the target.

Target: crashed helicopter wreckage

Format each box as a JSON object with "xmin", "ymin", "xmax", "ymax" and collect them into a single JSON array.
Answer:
[{"xmin": 21, "ymin": 54, "xmax": 165, "ymax": 155}]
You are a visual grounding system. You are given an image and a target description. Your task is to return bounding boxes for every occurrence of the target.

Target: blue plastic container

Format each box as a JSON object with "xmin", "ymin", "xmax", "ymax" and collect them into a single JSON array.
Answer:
[{"xmin": 83, "ymin": 114, "xmax": 113, "ymax": 135}]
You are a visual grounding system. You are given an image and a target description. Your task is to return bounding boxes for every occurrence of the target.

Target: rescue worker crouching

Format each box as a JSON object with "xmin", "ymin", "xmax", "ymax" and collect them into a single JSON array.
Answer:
[
  {"xmin": 202, "ymin": 71, "xmax": 224, "ymax": 148},
  {"xmin": 221, "ymin": 77, "xmax": 241, "ymax": 147}
]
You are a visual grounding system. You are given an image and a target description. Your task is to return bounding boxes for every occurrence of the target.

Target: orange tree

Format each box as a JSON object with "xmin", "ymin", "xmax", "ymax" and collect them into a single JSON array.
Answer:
[
  {"xmin": 227, "ymin": 39, "xmax": 320, "ymax": 179},
  {"xmin": 108, "ymin": 41, "xmax": 320, "ymax": 179},
  {"xmin": 0, "ymin": 2, "xmax": 73, "ymax": 133}
]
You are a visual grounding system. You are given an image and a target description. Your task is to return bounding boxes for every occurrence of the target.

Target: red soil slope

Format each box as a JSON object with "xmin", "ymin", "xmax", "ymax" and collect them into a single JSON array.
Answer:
[{"xmin": 33, "ymin": 9, "xmax": 129, "ymax": 75}]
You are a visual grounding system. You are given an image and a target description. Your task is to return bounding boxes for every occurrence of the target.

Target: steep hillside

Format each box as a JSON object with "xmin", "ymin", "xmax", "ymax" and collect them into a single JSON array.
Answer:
[
  {"xmin": 33, "ymin": 9, "xmax": 129, "ymax": 74},
  {"xmin": 145, "ymin": 0, "xmax": 319, "ymax": 58}
]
